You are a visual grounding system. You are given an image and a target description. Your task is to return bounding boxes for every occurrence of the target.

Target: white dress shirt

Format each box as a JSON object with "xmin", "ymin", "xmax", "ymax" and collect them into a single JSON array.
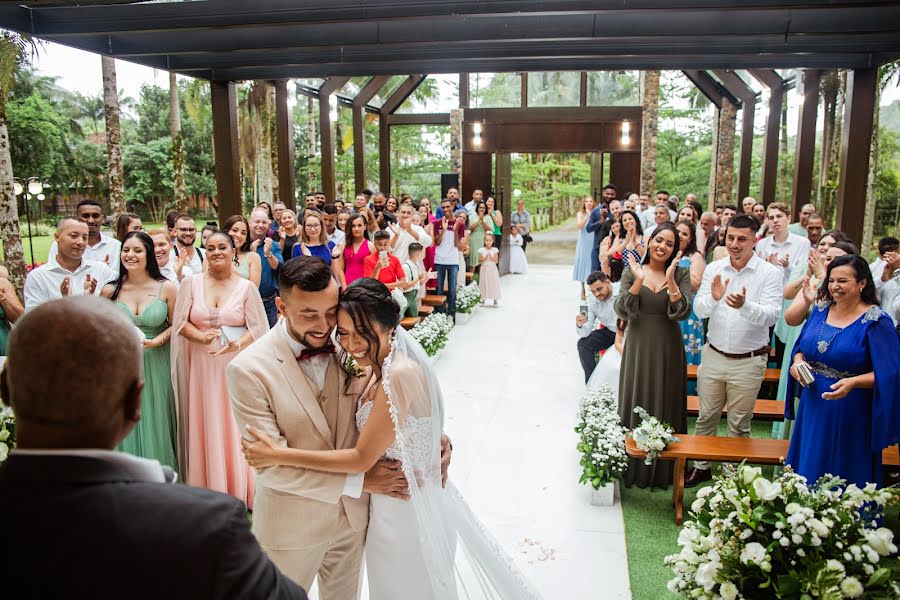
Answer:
[
  {"xmin": 576, "ymin": 282, "xmax": 620, "ymax": 337},
  {"xmin": 159, "ymin": 263, "xmax": 179, "ymax": 286},
  {"xmin": 279, "ymin": 319, "xmax": 364, "ymax": 498},
  {"xmin": 694, "ymin": 254, "xmax": 783, "ymax": 353},
  {"xmin": 48, "ymin": 233, "xmax": 121, "ymax": 273},
  {"xmin": 755, "ymin": 232, "xmax": 811, "ymax": 283},
  {"xmin": 464, "ymin": 200, "xmax": 478, "ymax": 221},
  {"xmin": 24, "ymin": 256, "xmax": 116, "ymax": 311},
  {"xmin": 391, "ymin": 224, "xmax": 433, "ymax": 264},
  {"xmin": 14, "ymin": 448, "xmax": 169, "ymax": 482},
  {"xmin": 328, "ymin": 229, "xmax": 346, "ymax": 246}
]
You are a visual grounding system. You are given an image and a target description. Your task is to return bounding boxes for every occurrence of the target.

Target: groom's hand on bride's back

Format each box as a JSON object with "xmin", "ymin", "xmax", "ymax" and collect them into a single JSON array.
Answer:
[{"xmin": 363, "ymin": 458, "xmax": 410, "ymax": 499}]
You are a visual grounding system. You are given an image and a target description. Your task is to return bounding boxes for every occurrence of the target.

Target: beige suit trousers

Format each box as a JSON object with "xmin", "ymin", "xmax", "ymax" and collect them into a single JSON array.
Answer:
[
  {"xmin": 263, "ymin": 502, "xmax": 367, "ymax": 600},
  {"xmin": 694, "ymin": 344, "xmax": 768, "ymax": 471}
]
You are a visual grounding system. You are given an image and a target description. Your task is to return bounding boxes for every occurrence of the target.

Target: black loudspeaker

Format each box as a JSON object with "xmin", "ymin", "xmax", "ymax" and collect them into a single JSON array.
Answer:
[{"xmin": 440, "ymin": 173, "xmax": 460, "ymax": 200}]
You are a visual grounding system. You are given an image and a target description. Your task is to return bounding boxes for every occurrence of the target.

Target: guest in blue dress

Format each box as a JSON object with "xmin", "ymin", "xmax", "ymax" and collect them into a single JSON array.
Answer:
[
  {"xmin": 292, "ymin": 210, "xmax": 336, "ymax": 266},
  {"xmin": 786, "ymin": 255, "xmax": 900, "ymax": 487},
  {"xmin": 675, "ymin": 221, "xmax": 706, "ymax": 392},
  {"xmin": 573, "ymin": 196, "xmax": 596, "ymax": 299}
]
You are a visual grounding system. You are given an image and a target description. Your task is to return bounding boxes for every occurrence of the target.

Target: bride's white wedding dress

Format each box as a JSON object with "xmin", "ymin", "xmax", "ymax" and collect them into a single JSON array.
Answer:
[{"xmin": 354, "ymin": 328, "xmax": 542, "ymax": 599}]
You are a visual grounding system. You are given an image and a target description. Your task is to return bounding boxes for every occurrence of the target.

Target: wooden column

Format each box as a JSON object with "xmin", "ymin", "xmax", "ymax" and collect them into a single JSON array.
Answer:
[
  {"xmin": 274, "ymin": 80, "xmax": 296, "ymax": 210},
  {"xmin": 379, "ymin": 115, "xmax": 390, "ymax": 193},
  {"xmin": 714, "ymin": 70, "xmax": 756, "ymax": 202},
  {"xmin": 580, "ymin": 72, "xmax": 588, "ymax": 107},
  {"xmin": 791, "ymin": 69, "xmax": 821, "ymax": 221},
  {"xmin": 749, "ymin": 69, "xmax": 784, "ymax": 204},
  {"xmin": 521, "ymin": 73, "xmax": 528, "ymax": 108},
  {"xmin": 590, "ymin": 152, "xmax": 603, "ymax": 197},
  {"xmin": 494, "ymin": 152, "xmax": 512, "ymax": 275},
  {"xmin": 318, "ymin": 76, "xmax": 349, "ymax": 202},
  {"xmin": 459, "ymin": 72, "xmax": 469, "ymax": 108},
  {"xmin": 836, "ymin": 68, "xmax": 878, "ymax": 245},
  {"xmin": 352, "ymin": 76, "xmax": 390, "ymax": 194},
  {"xmin": 713, "ymin": 97, "xmax": 738, "ymax": 208},
  {"xmin": 210, "ymin": 81, "xmax": 241, "ymax": 224}
]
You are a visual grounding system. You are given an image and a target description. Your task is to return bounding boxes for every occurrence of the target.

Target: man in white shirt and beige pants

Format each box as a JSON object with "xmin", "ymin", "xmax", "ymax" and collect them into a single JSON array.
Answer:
[{"xmin": 684, "ymin": 214, "xmax": 783, "ymax": 488}]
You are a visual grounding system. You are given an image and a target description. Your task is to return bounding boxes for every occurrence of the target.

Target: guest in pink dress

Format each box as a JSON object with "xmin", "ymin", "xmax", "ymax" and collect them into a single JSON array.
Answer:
[
  {"xmin": 333, "ymin": 212, "xmax": 375, "ymax": 290},
  {"xmin": 171, "ymin": 232, "xmax": 268, "ymax": 508},
  {"xmin": 478, "ymin": 232, "xmax": 502, "ymax": 306}
]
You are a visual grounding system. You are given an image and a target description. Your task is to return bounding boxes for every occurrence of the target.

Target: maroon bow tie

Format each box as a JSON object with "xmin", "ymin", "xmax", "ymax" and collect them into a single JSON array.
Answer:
[{"xmin": 297, "ymin": 345, "xmax": 336, "ymax": 361}]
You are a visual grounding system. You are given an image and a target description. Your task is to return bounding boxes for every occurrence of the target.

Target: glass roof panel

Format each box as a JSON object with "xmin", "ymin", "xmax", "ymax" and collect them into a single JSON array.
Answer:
[
  {"xmin": 396, "ymin": 74, "xmax": 459, "ymax": 113},
  {"xmin": 368, "ymin": 75, "xmax": 409, "ymax": 108},
  {"xmin": 587, "ymin": 71, "xmax": 639, "ymax": 106},
  {"xmin": 468, "ymin": 73, "xmax": 521, "ymax": 108}
]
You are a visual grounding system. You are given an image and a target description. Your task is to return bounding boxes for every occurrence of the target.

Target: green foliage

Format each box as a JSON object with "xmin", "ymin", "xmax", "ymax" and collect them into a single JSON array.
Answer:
[
  {"xmin": 6, "ymin": 92, "xmax": 69, "ymax": 182},
  {"xmin": 123, "ymin": 136, "xmax": 174, "ymax": 221},
  {"xmin": 511, "ymin": 153, "xmax": 591, "ymax": 209}
]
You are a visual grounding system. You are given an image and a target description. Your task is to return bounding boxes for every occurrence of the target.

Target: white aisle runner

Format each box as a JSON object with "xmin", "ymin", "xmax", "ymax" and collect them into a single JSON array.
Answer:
[{"xmin": 310, "ymin": 265, "xmax": 631, "ymax": 599}]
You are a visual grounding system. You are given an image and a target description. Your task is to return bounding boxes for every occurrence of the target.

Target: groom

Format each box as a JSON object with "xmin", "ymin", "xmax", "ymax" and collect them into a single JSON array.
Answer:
[{"xmin": 227, "ymin": 256, "xmax": 451, "ymax": 599}]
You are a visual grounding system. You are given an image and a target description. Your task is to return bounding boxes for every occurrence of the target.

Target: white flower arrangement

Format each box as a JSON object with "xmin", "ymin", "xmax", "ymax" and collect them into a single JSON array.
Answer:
[
  {"xmin": 456, "ymin": 282, "xmax": 481, "ymax": 314},
  {"xmin": 575, "ymin": 385, "xmax": 629, "ymax": 489},
  {"xmin": 0, "ymin": 405, "xmax": 15, "ymax": 463},
  {"xmin": 631, "ymin": 406, "xmax": 679, "ymax": 465},
  {"xmin": 409, "ymin": 313, "xmax": 453, "ymax": 356},
  {"xmin": 665, "ymin": 464, "xmax": 900, "ymax": 599}
]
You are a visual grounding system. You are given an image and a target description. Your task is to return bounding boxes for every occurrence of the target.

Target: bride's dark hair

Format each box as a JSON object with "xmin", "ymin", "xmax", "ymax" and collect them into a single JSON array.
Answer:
[{"xmin": 339, "ymin": 278, "xmax": 402, "ymax": 372}]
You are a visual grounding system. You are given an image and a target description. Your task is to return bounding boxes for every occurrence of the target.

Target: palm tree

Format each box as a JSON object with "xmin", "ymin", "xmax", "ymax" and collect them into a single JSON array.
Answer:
[
  {"xmin": 0, "ymin": 32, "xmax": 37, "ymax": 292},
  {"xmin": 101, "ymin": 55, "xmax": 126, "ymax": 217},
  {"xmin": 75, "ymin": 92, "xmax": 104, "ymax": 137},
  {"xmin": 862, "ymin": 61, "xmax": 900, "ymax": 252},
  {"xmin": 169, "ymin": 71, "xmax": 187, "ymax": 212}
]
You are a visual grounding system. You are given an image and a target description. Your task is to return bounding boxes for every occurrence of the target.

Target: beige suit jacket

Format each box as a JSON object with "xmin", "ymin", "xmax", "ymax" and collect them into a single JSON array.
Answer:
[{"xmin": 226, "ymin": 325, "xmax": 369, "ymax": 551}]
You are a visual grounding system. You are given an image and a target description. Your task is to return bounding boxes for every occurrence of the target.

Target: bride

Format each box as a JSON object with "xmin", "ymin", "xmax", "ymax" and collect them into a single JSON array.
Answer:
[{"xmin": 242, "ymin": 278, "xmax": 542, "ymax": 599}]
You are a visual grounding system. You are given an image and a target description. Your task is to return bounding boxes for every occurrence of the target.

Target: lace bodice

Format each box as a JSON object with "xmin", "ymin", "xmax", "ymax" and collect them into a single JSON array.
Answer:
[{"xmin": 356, "ymin": 400, "xmax": 435, "ymax": 471}]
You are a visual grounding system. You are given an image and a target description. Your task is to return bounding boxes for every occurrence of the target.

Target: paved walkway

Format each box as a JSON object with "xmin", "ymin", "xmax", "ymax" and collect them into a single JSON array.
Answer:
[
  {"xmin": 525, "ymin": 219, "xmax": 580, "ymax": 266},
  {"xmin": 312, "ymin": 265, "xmax": 631, "ymax": 599}
]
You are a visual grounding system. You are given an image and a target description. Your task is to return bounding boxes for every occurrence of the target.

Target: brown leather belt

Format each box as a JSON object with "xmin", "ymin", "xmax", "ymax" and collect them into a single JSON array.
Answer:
[{"xmin": 709, "ymin": 344, "xmax": 769, "ymax": 360}]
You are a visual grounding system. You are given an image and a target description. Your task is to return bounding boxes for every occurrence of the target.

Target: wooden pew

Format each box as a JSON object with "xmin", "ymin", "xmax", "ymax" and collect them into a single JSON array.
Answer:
[
  {"xmin": 625, "ymin": 434, "xmax": 900, "ymax": 525},
  {"xmin": 400, "ymin": 317, "xmax": 419, "ymax": 330},
  {"xmin": 686, "ymin": 396, "xmax": 785, "ymax": 420},
  {"xmin": 686, "ymin": 364, "xmax": 781, "ymax": 384},
  {"xmin": 418, "ymin": 305, "xmax": 434, "ymax": 317},
  {"xmin": 422, "ymin": 295, "xmax": 447, "ymax": 308}
]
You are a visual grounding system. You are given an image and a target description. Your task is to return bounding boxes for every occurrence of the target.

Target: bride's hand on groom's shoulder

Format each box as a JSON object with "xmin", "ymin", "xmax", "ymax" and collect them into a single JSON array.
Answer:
[{"xmin": 363, "ymin": 459, "xmax": 410, "ymax": 500}]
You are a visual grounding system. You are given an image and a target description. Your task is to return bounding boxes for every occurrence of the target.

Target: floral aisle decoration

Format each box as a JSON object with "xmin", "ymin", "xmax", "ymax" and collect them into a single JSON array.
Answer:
[
  {"xmin": 456, "ymin": 282, "xmax": 481, "ymax": 314},
  {"xmin": 575, "ymin": 385, "xmax": 629, "ymax": 495},
  {"xmin": 665, "ymin": 464, "xmax": 900, "ymax": 600},
  {"xmin": 631, "ymin": 406, "xmax": 679, "ymax": 465},
  {"xmin": 409, "ymin": 313, "xmax": 453, "ymax": 357},
  {"xmin": 0, "ymin": 405, "xmax": 15, "ymax": 463}
]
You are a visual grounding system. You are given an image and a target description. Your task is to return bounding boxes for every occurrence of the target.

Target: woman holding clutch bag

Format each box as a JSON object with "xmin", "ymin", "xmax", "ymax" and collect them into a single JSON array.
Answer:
[
  {"xmin": 786, "ymin": 255, "xmax": 900, "ymax": 487},
  {"xmin": 171, "ymin": 231, "xmax": 269, "ymax": 506}
]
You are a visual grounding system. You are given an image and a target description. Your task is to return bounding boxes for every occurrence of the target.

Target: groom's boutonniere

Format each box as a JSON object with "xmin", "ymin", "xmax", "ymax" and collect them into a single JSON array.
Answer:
[{"xmin": 343, "ymin": 354, "xmax": 366, "ymax": 379}]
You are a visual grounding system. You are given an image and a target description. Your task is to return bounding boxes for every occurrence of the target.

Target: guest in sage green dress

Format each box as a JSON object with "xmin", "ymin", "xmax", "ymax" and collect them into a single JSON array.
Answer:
[
  {"xmin": 468, "ymin": 201, "xmax": 493, "ymax": 270},
  {"xmin": 222, "ymin": 214, "xmax": 262, "ymax": 287},
  {"xmin": 615, "ymin": 223, "xmax": 692, "ymax": 489},
  {"xmin": 0, "ymin": 267, "xmax": 24, "ymax": 355},
  {"xmin": 101, "ymin": 231, "xmax": 179, "ymax": 470}
]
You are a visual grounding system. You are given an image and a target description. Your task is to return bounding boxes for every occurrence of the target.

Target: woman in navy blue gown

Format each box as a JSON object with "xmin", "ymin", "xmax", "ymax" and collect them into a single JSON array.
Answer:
[{"xmin": 786, "ymin": 255, "xmax": 900, "ymax": 487}]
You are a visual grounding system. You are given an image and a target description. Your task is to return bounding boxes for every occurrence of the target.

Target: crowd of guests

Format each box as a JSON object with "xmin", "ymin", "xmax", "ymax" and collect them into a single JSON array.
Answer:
[
  {"xmin": 574, "ymin": 184, "xmax": 900, "ymax": 491},
  {"xmin": 7, "ymin": 186, "xmax": 519, "ymax": 507}
]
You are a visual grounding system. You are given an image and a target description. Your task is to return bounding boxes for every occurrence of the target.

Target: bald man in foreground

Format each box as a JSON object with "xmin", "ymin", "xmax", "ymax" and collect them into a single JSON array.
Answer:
[{"xmin": 0, "ymin": 297, "xmax": 306, "ymax": 600}]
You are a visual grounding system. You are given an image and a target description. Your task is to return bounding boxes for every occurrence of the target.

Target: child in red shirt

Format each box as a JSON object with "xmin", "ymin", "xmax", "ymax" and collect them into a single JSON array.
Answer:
[{"xmin": 363, "ymin": 230, "xmax": 409, "ymax": 289}]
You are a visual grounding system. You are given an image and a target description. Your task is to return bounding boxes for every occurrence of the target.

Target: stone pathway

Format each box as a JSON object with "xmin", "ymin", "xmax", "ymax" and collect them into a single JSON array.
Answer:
[{"xmin": 525, "ymin": 219, "xmax": 580, "ymax": 266}]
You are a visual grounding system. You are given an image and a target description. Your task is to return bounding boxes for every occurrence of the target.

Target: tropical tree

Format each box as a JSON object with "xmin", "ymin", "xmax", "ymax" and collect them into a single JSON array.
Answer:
[
  {"xmin": 101, "ymin": 55, "xmax": 126, "ymax": 217},
  {"xmin": 862, "ymin": 61, "xmax": 900, "ymax": 252},
  {"xmin": 0, "ymin": 32, "xmax": 36, "ymax": 290}
]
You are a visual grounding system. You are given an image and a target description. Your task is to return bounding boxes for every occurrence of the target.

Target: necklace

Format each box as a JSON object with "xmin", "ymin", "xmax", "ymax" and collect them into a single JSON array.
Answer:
[{"xmin": 814, "ymin": 316, "xmax": 843, "ymax": 354}]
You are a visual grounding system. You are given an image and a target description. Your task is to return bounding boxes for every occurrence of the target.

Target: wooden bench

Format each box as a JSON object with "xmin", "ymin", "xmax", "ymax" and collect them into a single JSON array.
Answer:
[
  {"xmin": 687, "ymin": 364, "xmax": 781, "ymax": 384},
  {"xmin": 417, "ymin": 304, "xmax": 434, "ymax": 317},
  {"xmin": 465, "ymin": 269, "xmax": 474, "ymax": 284},
  {"xmin": 422, "ymin": 294, "xmax": 447, "ymax": 308},
  {"xmin": 400, "ymin": 317, "xmax": 419, "ymax": 330},
  {"xmin": 686, "ymin": 396, "xmax": 785, "ymax": 420},
  {"xmin": 625, "ymin": 434, "xmax": 900, "ymax": 525}
]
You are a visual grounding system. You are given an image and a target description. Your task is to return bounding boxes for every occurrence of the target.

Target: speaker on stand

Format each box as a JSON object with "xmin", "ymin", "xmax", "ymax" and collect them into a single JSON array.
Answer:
[{"xmin": 441, "ymin": 173, "xmax": 460, "ymax": 200}]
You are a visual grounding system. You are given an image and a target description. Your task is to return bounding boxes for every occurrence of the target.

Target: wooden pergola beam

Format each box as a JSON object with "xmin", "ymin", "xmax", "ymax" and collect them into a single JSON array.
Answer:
[
  {"xmin": 210, "ymin": 81, "xmax": 241, "ymax": 224},
  {"xmin": 836, "ymin": 68, "xmax": 878, "ymax": 246},
  {"xmin": 381, "ymin": 74, "xmax": 425, "ymax": 115},
  {"xmin": 748, "ymin": 68, "xmax": 784, "ymax": 204},
  {"xmin": 352, "ymin": 75, "xmax": 390, "ymax": 194},
  {"xmin": 319, "ymin": 76, "xmax": 350, "ymax": 201},
  {"xmin": 378, "ymin": 75, "xmax": 426, "ymax": 192},
  {"xmin": 791, "ymin": 69, "xmax": 821, "ymax": 221},
  {"xmin": 274, "ymin": 80, "xmax": 296, "ymax": 210},
  {"xmin": 713, "ymin": 69, "xmax": 756, "ymax": 202}
]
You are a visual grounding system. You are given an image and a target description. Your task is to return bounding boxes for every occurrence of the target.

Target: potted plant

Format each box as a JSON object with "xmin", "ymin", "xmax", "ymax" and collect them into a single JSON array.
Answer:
[
  {"xmin": 575, "ymin": 385, "xmax": 628, "ymax": 506},
  {"xmin": 455, "ymin": 282, "xmax": 481, "ymax": 324}
]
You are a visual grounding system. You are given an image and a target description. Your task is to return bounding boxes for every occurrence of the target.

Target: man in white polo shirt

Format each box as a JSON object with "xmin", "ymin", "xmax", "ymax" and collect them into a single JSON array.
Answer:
[
  {"xmin": 171, "ymin": 214, "xmax": 205, "ymax": 279},
  {"xmin": 47, "ymin": 199, "xmax": 120, "ymax": 272},
  {"xmin": 755, "ymin": 202, "xmax": 811, "ymax": 284},
  {"xmin": 25, "ymin": 218, "xmax": 116, "ymax": 310},
  {"xmin": 684, "ymin": 214, "xmax": 782, "ymax": 488},
  {"xmin": 389, "ymin": 201, "xmax": 432, "ymax": 264}
]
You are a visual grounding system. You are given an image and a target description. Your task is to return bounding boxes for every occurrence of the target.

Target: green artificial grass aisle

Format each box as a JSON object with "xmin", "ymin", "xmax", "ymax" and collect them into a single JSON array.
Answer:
[{"xmin": 618, "ymin": 419, "xmax": 900, "ymax": 599}]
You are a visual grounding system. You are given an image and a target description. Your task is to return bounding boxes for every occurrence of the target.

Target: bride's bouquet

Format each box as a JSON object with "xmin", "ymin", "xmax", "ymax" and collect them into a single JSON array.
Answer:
[
  {"xmin": 456, "ymin": 282, "xmax": 481, "ymax": 314},
  {"xmin": 575, "ymin": 385, "xmax": 628, "ymax": 489},
  {"xmin": 409, "ymin": 313, "xmax": 453, "ymax": 356},
  {"xmin": 665, "ymin": 464, "xmax": 900, "ymax": 599},
  {"xmin": 631, "ymin": 406, "xmax": 679, "ymax": 465},
  {"xmin": 0, "ymin": 405, "xmax": 15, "ymax": 463}
]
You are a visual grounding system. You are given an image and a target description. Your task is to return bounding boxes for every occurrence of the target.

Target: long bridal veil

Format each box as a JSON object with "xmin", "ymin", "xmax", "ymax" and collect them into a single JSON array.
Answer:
[{"xmin": 381, "ymin": 326, "xmax": 542, "ymax": 599}]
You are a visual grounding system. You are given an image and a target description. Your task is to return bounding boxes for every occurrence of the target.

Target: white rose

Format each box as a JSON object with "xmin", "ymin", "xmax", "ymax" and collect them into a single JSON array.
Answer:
[
  {"xmin": 0, "ymin": 441, "xmax": 7, "ymax": 462},
  {"xmin": 840, "ymin": 577, "xmax": 863, "ymax": 598},
  {"xmin": 865, "ymin": 528, "xmax": 896, "ymax": 556},
  {"xmin": 741, "ymin": 466, "xmax": 762, "ymax": 484},
  {"xmin": 678, "ymin": 527, "xmax": 700, "ymax": 546},
  {"xmin": 719, "ymin": 581, "xmax": 738, "ymax": 600},
  {"xmin": 691, "ymin": 498, "xmax": 706, "ymax": 513},
  {"xmin": 752, "ymin": 478, "xmax": 781, "ymax": 502},
  {"xmin": 740, "ymin": 542, "xmax": 766, "ymax": 566},
  {"xmin": 0, "ymin": 428, "xmax": 9, "ymax": 442},
  {"xmin": 694, "ymin": 561, "xmax": 720, "ymax": 591},
  {"xmin": 825, "ymin": 559, "xmax": 845, "ymax": 574},
  {"xmin": 785, "ymin": 502, "xmax": 800, "ymax": 514}
]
